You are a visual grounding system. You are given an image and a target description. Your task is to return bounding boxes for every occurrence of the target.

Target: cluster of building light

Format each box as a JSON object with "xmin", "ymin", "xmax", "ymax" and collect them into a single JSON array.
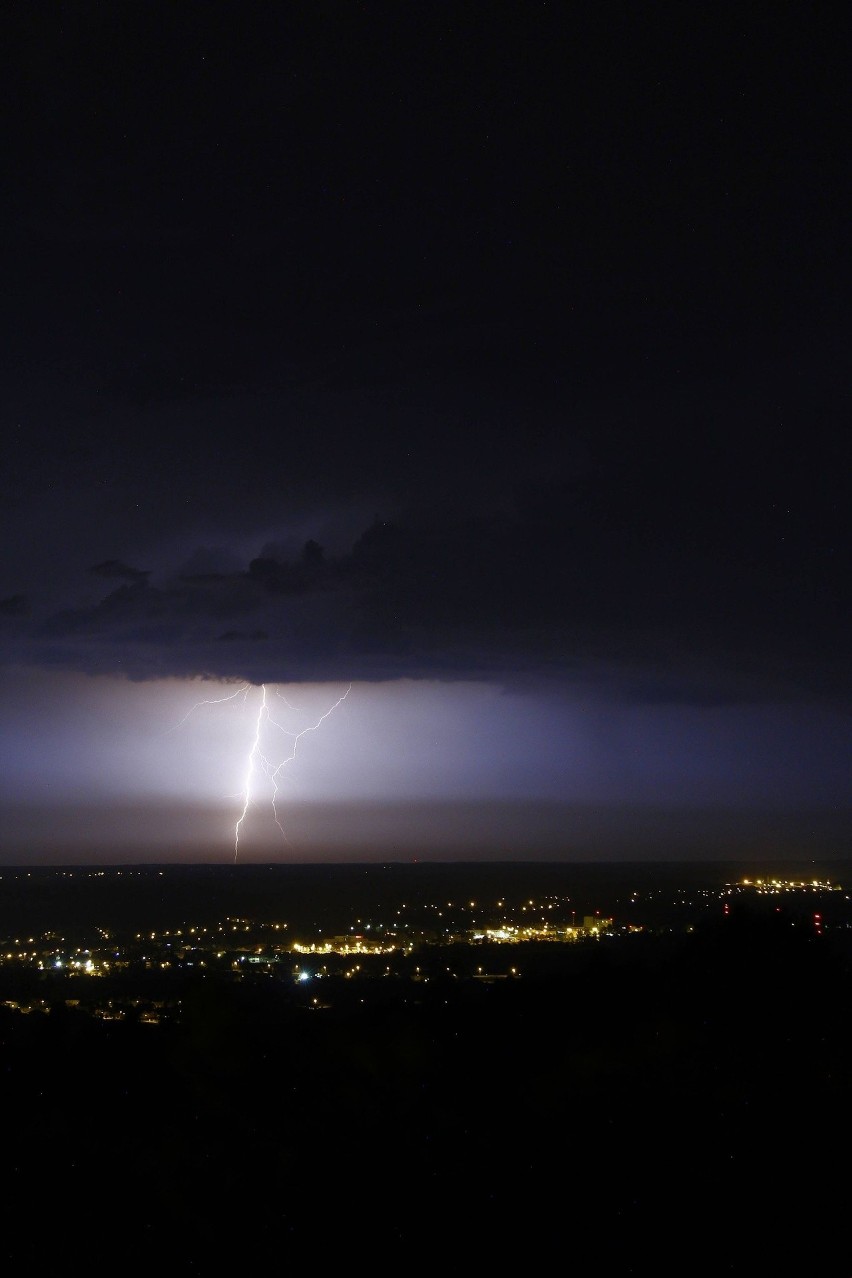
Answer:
[
  {"xmin": 292, "ymin": 938, "xmax": 404, "ymax": 956},
  {"xmin": 2, "ymin": 995, "xmax": 173, "ymax": 1023},
  {"xmin": 736, "ymin": 878, "xmax": 840, "ymax": 894}
]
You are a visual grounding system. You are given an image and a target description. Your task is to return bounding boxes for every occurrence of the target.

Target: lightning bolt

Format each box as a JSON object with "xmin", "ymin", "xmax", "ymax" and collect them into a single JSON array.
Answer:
[
  {"xmin": 170, "ymin": 680, "xmax": 351, "ymax": 861},
  {"xmin": 165, "ymin": 682, "xmax": 252, "ymax": 733},
  {"xmin": 235, "ymin": 683, "xmax": 351, "ymax": 862}
]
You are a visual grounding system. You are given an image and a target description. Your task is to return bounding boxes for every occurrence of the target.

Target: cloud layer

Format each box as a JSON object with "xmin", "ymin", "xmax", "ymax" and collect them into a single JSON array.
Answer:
[{"xmin": 3, "ymin": 489, "xmax": 847, "ymax": 708}]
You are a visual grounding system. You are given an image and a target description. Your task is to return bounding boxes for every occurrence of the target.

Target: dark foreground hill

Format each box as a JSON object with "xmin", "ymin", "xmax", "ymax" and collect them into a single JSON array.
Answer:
[{"xmin": 2, "ymin": 905, "xmax": 851, "ymax": 1274}]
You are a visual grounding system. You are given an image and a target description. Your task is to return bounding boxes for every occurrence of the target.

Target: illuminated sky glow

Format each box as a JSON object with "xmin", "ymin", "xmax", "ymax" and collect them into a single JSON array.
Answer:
[{"xmin": 1, "ymin": 667, "xmax": 848, "ymax": 864}]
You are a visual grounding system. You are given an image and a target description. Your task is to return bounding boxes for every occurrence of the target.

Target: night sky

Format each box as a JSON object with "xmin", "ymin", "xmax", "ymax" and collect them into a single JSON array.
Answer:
[{"xmin": 1, "ymin": 2, "xmax": 849, "ymax": 863}]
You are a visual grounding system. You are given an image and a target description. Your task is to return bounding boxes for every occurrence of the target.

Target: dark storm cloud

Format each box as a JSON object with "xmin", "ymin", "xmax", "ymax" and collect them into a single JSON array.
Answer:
[
  {"xmin": 0, "ymin": 3, "xmax": 848, "ymax": 715},
  {"xmin": 0, "ymin": 595, "xmax": 29, "ymax": 617},
  {"xmin": 88, "ymin": 560, "xmax": 150, "ymax": 582},
  {"xmin": 9, "ymin": 479, "xmax": 847, "ymax": 707}
]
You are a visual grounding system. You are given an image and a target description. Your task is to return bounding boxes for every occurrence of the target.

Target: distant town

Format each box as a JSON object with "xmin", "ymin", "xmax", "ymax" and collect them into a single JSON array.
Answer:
[{"xmin": 0, "ymin": 865, "xmax": 846, "ymax": 1024}]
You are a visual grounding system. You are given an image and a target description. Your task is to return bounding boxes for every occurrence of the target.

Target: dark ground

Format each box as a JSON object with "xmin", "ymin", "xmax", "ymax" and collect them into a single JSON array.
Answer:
[{"xmin": 2, "ymin": 890, "xmax": 851, "ymax": 1273}]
